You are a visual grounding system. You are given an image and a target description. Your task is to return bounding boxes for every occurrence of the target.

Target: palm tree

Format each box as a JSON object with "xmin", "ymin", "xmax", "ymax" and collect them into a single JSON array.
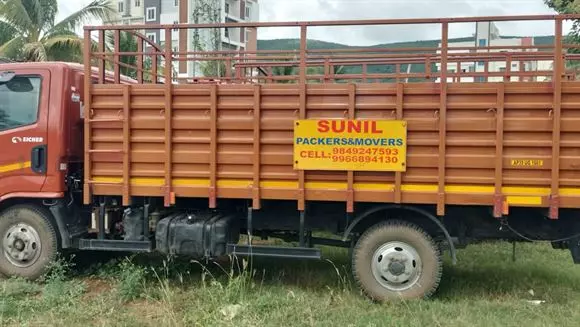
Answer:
[
  {"xmin": 105, "ymin": 30, "xmax": 138, "ymax": 78},
  {"xmin": 0, "ymin": 0, "xmax": 114, "ymax": 62}
]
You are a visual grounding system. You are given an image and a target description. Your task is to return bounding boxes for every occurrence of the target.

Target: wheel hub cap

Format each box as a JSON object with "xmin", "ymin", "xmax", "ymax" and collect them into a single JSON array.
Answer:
[
  {"xmin": 3, "ymin": 223, "xmax": 41, "ymax": 268},
  {"xmin": 388, "ymin": 261, "xmax": 405, "ymax": 276},
  {"xmin": 371, "ymin": 241, "xmax": 422, "ymax": 291}
]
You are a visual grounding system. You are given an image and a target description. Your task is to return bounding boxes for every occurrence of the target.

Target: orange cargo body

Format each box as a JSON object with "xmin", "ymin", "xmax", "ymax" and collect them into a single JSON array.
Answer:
[
  {"xmin": 82, "ymin": 14, "xmax": 580, "ymax": 219},
  {"xmin": 85, "ymin": 81, "xmax": 580, "ymax": 212}
]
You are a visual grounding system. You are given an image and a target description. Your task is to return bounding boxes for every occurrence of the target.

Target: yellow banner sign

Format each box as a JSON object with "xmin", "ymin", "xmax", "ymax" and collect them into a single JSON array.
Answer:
[{"xmin": 293, "ymin": 119, "xmax": 407, "ymax": 172}]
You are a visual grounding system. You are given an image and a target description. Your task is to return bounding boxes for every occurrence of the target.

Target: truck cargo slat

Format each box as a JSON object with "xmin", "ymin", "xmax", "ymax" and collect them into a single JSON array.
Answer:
[{"xmin": 84, "ymin": 64, "xmax": 580, "ymax": 209}]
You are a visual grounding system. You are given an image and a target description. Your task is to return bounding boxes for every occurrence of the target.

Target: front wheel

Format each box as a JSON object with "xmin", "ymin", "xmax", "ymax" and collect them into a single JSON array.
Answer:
[
  {"xmin": 352, "ymin": 220, "xmax": 443, "ymax": 301},
  {"xmin": 0, "ymin": 205, "xmax": 58, "ymax": 280}
]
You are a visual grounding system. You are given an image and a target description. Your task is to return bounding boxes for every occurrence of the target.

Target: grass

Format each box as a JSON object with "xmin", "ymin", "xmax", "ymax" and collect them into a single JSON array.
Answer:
[{"xmin": 1, "ymin": 241, "xmax": 580, "ymax": 326}]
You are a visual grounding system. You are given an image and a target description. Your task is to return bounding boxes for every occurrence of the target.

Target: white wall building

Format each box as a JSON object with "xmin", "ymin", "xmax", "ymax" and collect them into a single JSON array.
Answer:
[
  {"xmin": 106, "ymin": 0, "xmax": 260, "ymax": 79},
  {"xmin": 147, "ymin": 0, "xmax": 259, "ymax": 78},
  {"xmin": 436, "ymin": 22, "xmax": 553, "ymax": 83},
  {"xmin": 109, "ymin": 0, "xmax": 145, "ymax": 25}
]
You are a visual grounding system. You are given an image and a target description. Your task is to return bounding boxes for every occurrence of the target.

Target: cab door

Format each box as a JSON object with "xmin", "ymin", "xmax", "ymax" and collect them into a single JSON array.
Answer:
[{"xmin": 0, "ymin": 69, "xmax": 50, "ymax": 199}]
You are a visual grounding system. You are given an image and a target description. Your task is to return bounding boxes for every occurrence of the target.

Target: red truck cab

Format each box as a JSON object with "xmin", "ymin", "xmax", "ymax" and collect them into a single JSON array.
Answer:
[
  {"xmin": 0, "ymin": 62, "xmax": 85, "ymax": 204},
  {"xmin": 0, "ymin": 62, "xmax": 136, "ymax": 279}
]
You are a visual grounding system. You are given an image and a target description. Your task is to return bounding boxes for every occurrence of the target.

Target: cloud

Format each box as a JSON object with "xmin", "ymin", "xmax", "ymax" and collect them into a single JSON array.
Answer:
[
  {"xmin": 256, "ymin": 0, "xmax": 564, "ymax": 45},
  {"xmin": 57, "ymin": 0, "xmax": 94, "ymax": 22},
  {"xmin": 58, "ymin": 0, "xmax": 568, "ymax": 46}
]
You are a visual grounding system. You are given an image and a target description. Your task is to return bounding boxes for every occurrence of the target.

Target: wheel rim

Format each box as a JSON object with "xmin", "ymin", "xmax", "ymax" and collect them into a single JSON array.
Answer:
[
  {"xmin": 371, "ymin": 241, "xmax": 422, "ymax": 292},
  {"xmin": 3, "ymin": 223, "xmax": 42, "ymax": 268}
]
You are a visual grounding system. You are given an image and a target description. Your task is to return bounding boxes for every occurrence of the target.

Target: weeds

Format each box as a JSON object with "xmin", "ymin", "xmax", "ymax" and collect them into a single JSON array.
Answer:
[
  {"xmin": 116, "ymin": 258, "xmax": 147, "ymax": 302},
  {"xmin": 41, "ymin": 256, "xmax": 87, "ymax": 307},
  {"xmin": 1, "ymin": 242, "xmax": 580, "ymax": 326}
]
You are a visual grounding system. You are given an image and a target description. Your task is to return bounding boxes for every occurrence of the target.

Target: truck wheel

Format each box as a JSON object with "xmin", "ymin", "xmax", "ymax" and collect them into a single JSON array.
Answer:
[
  {"xmin": 0, "ymin": 205, "xmax": 58, "ymax": 280},
  {"xmin": 352, "ymin": 220, "xmax": 442, "ymax": 301}
]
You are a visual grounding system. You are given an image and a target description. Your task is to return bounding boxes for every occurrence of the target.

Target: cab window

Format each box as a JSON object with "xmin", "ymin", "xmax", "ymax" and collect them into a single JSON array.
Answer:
[{"xmin": 0, "ymin": 75, "xmax": 41, "ymax": 131}]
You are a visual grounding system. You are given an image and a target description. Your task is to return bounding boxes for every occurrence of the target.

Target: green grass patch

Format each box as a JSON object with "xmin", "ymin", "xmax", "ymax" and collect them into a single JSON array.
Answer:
[{"xmin": 0, "ymin": 242, "xmax": 579, "ymax": 326}]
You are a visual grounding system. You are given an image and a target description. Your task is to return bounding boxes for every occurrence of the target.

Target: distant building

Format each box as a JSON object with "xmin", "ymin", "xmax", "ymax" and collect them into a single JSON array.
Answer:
[
  {"xmin": 435, "ymin": 22, "xmax": 553, "ymax": 82},
  {"xmin": 108, "ymin": 0, "xmax": 145, "ymax": 25},
  {"xmin": 105, "ymin": 0, "xmax": 260, "ymax": 78}
]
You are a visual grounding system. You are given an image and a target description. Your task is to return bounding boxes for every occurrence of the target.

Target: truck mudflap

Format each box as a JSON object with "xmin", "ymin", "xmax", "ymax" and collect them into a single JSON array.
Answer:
[
  {"xmin": 155, "ymin": 212, "xmax": 240, "ymax": 258},
  {"xmin": 567, "ymin": 237, "xmax": 580, "ymax": 264}
]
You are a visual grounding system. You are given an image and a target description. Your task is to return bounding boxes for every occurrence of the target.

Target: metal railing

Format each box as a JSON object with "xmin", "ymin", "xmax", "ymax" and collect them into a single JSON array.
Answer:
[{"xmin": 83, "ymin": 14, "xmax": 580, "ymax": 85}]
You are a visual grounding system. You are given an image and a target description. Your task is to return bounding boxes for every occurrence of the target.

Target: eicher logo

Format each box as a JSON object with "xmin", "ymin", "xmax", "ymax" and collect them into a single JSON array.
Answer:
[{"xmin": 11, "ymin": 136, "xmax": 44, "ymax": 144}]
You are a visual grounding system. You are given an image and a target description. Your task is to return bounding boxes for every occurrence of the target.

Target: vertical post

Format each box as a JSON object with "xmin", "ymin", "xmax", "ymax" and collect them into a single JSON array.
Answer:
[
  {"xmin": 98, "ymin": 30, "xmax": 105, "ymax": 84},
  {"xmin": 347, "ymin": 83, "xmax": 355, "ymax": 213},
  {"xmin": 114, "ymin": 30, "xmax": 121, "ymax": 84},
  {"xmin": 83, "ymin": 29, "xmax": 93, "ymax": 205},
  {"xmin": 152, "ymin": 50, "xmax": 158, "ymax": 84},
  {"xmin": 209, "ymin": 84, "xmax": 218, "ymax": 208},
  {"xmin": 437, "ymin": 22, "xmax": 449, "ymax": 216},
  {"xmin": 362, "ymin": 63, "xmax": 368, "ymax": 83},
  {"xmin": 324, "ymin": 58, "xmax": 330, "ymax": 83},
  {"xmin": 299, "ymin": 211, "xmax": 306, "ymax": 247},
  {"xmin": 550, "ymin": 18, "xmax": 563, "ymax": 219},
  {"xmin": 505, "ymin": 55, "xmax": 512, "ymax": 82},
  {"xmin": 298, "ymin": 25, "xmax": 307, "ymax": 211},
  {"xmin": 494, "ymin": 84, "xmax": 505, "ymax": 218},
  {"xmin": 98, "ymin": 199, "xmax": 106, "ymax": 240},
  {"xmin": 143, "ymin": 199, "xmax": 150, "ymax": 240},
  {"xmin": 122, "ymin": 85, "xmax": 131, "ymax": 206},
  {"xmin": 252, "ymin": 84, "xmax": 261, "ymax": 209},
  {"xmin": 137, "ymin": 37, "xmax": 144, "ymax": 83},
  {"xmin": 395, "ymin": 83, "xmax": 404, "ymax": 203},
  {"xmin": 426, "ymin": 55, "xmax": 432, "ymax": 81},
  {"xmin": 235, "ymin": 64, "xmax": 242, "ymax": 82},
  {"xmin": 483, "ymin": 60, "xmax": 488, "ymax": 82},
  {"xmin": 164, "ymin": 28, "xmax": 174, "ymax": 206},
  {"xmin": 226, "ymin": 58, "xmax": 232, "ymax": 83},
  {"xmin": 178, "ymin": 0, "xmax": 188, "ymax": 76},
  {"xmin": 247, "ymin": 208, "xmax": 253, "ymax": 246}
]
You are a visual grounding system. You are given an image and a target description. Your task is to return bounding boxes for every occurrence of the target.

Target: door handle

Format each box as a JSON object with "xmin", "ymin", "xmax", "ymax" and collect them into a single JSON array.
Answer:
[{"xmin": 31, "ymin": 145, "xmax": 47, "ymax": 174}]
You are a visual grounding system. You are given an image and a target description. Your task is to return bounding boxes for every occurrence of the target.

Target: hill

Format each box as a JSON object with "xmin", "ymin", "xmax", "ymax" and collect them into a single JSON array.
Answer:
[
  {"xmin": 257, "ymin": 36, "xmax": 555, "ymax": 81},
  {"xmin": 257, "ymin": 36, "xmax": 555, "ymax": 51}
]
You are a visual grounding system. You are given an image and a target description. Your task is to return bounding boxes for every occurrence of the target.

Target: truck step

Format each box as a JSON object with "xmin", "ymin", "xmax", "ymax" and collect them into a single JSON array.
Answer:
[
  {"xmin": 78, "ymin": 239, "xmax": 152, "ymax": 252},
  {"xmin": 226, "ymin": 244, "xmax": 322, "ymax": 260}
]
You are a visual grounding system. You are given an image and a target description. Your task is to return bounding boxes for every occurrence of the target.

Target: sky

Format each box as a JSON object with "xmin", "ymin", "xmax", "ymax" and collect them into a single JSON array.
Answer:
[{"xmin": 59, "ymin": 0, "xmax": 569, "ymax": 46}]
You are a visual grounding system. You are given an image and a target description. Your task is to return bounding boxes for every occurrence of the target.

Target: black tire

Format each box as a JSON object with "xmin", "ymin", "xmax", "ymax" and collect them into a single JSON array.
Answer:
[
  {"xmin": 0, "ymin": 205, "xmax": 58, "ymax": 280},
  {"xmin": 352, "ymin": 220, "xmax": 442, "ymax": 301}
]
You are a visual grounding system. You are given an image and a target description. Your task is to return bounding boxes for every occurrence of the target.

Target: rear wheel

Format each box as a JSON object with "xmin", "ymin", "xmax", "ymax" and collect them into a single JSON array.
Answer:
[
  {"xmin": 352, "ymin": 220, "xmax": 442, "ymax": 301},
  {"xmin": 0, "ymin": 205, "xmax": 58, "ymax": 280}
]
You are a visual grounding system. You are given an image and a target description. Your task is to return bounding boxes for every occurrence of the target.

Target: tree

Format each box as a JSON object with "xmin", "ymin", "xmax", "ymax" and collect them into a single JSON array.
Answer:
[
  {"xmin": 0, "ymin": 0, "xmax": 114, "ymax": 62},
  {"xmin": 269, "ymin": 63, "xmax": 347, "ymax": 83},
  {"xmin": 105, "ymin": 30, "xmax": 138, "ymax": 78},
  {"xmin": 545, "ymin": 1, "xmax": 580, "ymax": 48},
  {"xmin": 545, "ymin": 0, "xmax": 579, "ymax": 14},
  {"xmin": 191, "ymin": 0, "xmax": 224, "ymax": 77},
  {"xmin": 271, "ymin": 65, "xmax": 296, "ymax": 83},
  {"xmin": 545, "ymin": 0, "xmax": 580, "ymax": 75}
]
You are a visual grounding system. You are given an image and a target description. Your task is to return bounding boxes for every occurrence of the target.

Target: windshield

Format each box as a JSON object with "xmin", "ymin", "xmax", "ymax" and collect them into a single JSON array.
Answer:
[{"xmin": 0, "ymin": 75, "xmax": 41, "ymax": 131}]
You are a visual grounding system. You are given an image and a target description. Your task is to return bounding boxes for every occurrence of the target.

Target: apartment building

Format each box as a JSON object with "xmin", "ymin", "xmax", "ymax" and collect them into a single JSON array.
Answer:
[
  {"xmin": 109, "ymin": 0, "xmax": 145, "ymax": 25},
  {"xmin": 107, "ymin": 0, "xmax": 259, "ymax": 78},
  {"xmin": 435, "ymin": 22, "xmax": 552, "ymax": 83}
]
